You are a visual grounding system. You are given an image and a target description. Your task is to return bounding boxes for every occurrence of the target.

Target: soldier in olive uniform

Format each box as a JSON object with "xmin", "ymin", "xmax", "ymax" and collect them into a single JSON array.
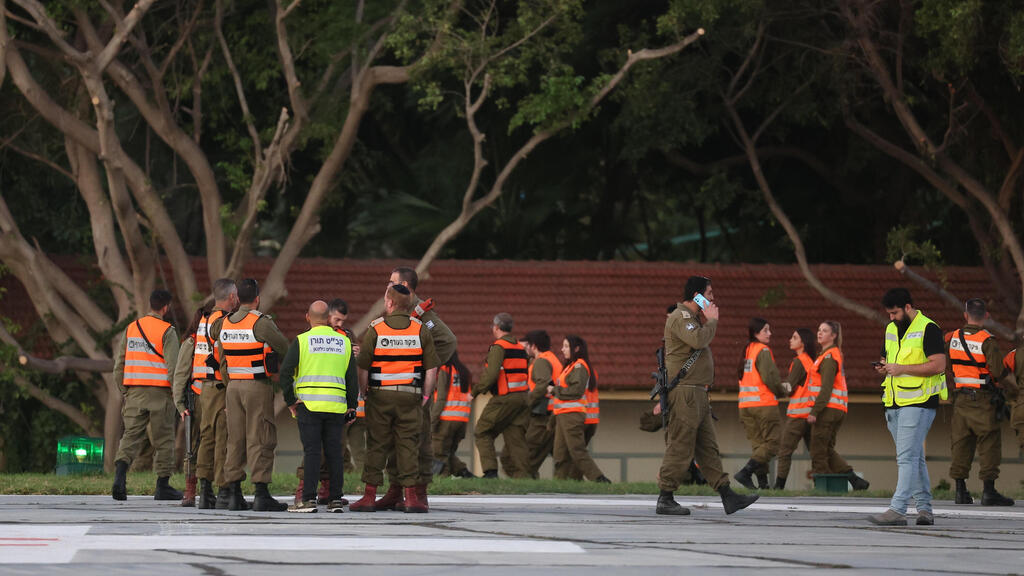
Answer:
[
  {"xmin": 1011, "ymin": 343, "xmax": 1024, "ymax": 454},
  {"xmin": 947, "ymin": 298, "xmax": 1016, "ymax": 506},
  {"xmin": 111, "ymin": 290, "xmax": 182, "ymax": 501},
  {"xmin": 213, "ymin": 278, "xmax": 291, "ymax": 512},
  {"xmin": 656, "ymin": 276, "xmax": 759, "ymax": 516},
  {"xmin": 522, "ymin": 330, "xmax": 561, "ymax": 478},
  {"xmin": 474, "ymin": 313, "xmax": 531, "ymax": 478}
]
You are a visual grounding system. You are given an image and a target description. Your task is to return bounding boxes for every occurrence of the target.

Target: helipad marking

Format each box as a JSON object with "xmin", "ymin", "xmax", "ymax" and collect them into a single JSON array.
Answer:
[
  {"xmin": 427, "ymin": 496, "xmax": 1024, "ymax": 518},
  {"xmin": 0, "ymin": 525, "xmax": 583, "ymax": 564}
]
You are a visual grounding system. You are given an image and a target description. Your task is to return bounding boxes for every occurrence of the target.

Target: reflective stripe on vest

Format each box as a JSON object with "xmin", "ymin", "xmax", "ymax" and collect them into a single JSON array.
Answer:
[
  {"xmin": 551, "ymin": 359, "xmax": 590, "ymax": 415},
  {"xmin": 882, "ymin": 311, "xmax": 948, "ymax": 407},
  {"xmin": 738, "ymin": 342, "xmax": 779, "ymax": 409},
  {"xmin": 584, "ymin": 387, "xmax": 599, "ymax": 424},
  {"xmin": 492, "ymin": 338, "xmax": 529, "ymax": 395},
  {"xmin": 192, "ymin": 309, "xmax": 226, "ymax": 384},
  {"xmin": 786, "ymin": 352, "xmax": 819, "ymax": 419},
  {"xmin": 123, "ymin": 316, "xmax": 171, "ymax": 387},
  {"xmin": 440, "ymin": 365, "xmax": 471, "ymax": 422},
  {"xmin": 369, "ymin": 317, "xmax": 424, "ymax": 387},
  {"xmin": 356, "ymin": 398, "xmax": 365, "ymax": 418},
  {"xmin": 528, "ymin": 351, "xmax": 563, "ymax": 413},
  {"xmin": 949, "ymin": 328, "xmax": 991, "ymax": 389},
  {"xmin": 815, "ymin": 346, "xmax": 848, "ymax": 413},
  {"xmin": 294, "ymin": 325, "xmax": 351, "ymax": 414},
  {"xmin": 220, "ymin": 310, "xmax": 269, "ymax": 380}
]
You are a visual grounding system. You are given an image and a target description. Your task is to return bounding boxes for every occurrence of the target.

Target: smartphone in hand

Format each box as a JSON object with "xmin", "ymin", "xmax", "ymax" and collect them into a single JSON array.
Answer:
[{"xmin": 693, "ymin": 293, "xmax": 711, "ymax": 310}]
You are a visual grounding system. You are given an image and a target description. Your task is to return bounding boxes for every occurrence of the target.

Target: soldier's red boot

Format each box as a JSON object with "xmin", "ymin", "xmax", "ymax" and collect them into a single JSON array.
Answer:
[
  {"xmin": 415, "ymin": 484, "xmax": 429, "ymax": 512},
  {"xmin": 404, "ymin": 486, "xmax": 427, "ymax": 513},
  {"xmin": 374, "ymin": 483, "xmax": 405, "ymax": 511},
  {"xmin": 349, "ymin": 484, "xmax": 377, "ymax": 512},
  {"xmin": 181, "ymin": 475, "xmax": 197, "ymax": 507},
  {"xmin": 294, "ymin": 478, "xmax": 304, "ymax": 505},
  {"xmin": 317, "ymin": 479, "xmax": 330, "ymax": 505}
]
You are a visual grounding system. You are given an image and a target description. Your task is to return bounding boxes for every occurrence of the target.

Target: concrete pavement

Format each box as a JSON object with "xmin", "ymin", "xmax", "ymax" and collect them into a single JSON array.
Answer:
[{"xmin": 0, "ymin": 494, "xmax": 1022, "ymax": 574}]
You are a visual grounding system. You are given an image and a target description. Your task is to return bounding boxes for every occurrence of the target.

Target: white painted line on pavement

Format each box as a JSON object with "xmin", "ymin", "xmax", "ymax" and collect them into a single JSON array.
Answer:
[{"xmin": 0, "ymin": 525, "xmax": 584, "ymax": 564}]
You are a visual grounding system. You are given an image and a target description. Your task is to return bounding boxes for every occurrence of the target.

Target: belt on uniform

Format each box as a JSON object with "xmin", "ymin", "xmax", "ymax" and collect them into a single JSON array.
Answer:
[{"xmin": 370, "ymin": 385, "xmax": 422, "ymax": 394}]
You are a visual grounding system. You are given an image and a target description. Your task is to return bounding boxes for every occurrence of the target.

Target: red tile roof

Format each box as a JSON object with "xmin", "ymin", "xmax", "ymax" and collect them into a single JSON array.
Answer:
[{"xmin": 2, "ymin": 258, "xmax": 1016, "ymax": 393}]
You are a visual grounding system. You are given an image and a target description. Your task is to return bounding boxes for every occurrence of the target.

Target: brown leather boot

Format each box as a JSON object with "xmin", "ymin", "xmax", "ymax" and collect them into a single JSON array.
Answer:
[
  {"xmin": 415, "ymin": 484, "xmax": 429, "ymax": 512},
  {"xmin": 374, "ymin": 483, "xmax": 405, "ymax": 511},
  {"xmin": 181, "ymin": 475, "xmax": 197, "ymax": 507},
  {"xmin": 348, "ymin": 484, "xmax": 377, "ymax": 512},
  {"xmin": 404, "ymin": 486, "xmax": 427, "ymax": 513}
]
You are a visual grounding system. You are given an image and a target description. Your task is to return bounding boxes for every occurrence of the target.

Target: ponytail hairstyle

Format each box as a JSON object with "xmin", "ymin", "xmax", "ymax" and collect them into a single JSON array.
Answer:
[
  {"xmin": 565, "ymin": 334, "xmax": 597, "ymax": 391},
  {"xmin": 823, "ymin": 320, "xmax": 842, "ymax": 349},
  {"xmin": 184, "ymin": 303, "xmax": 213, "ymax": 343},
  {"xmin": 796, "ymin": 327, "xmax": 816, "ymax": 357},
  {"xmin": 448, "ymin": 351, "xmax": 473, "ymax": 394},
  {"xmin": 739, "ymin": 317, "xmax": 770, "ymax": 378}
]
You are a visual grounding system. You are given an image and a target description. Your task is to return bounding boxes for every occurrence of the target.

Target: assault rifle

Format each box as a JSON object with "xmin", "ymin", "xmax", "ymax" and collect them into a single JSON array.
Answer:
[{"xmin": 649, "ymin": 345, "xmax": 703, "ymax": 428}]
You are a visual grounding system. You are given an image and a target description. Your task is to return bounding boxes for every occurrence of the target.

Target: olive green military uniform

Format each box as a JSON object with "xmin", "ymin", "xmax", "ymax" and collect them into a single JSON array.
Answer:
[
  {"xmin": 1012, "ymin": 344, "xmax": 1024, "ymax": 452},
  {"xmin": 776, "ymin": 358, "xmax": 812, "ymax": 482},
  {"xmin": 343, "ymin": 414, "xmax": 368, "ymax": 473},
  {"xmin": 524, "ymin": 356, "xmax": 556, "ymax": 478},
  {"xmin": 359, "ymin": 312, "xmax": 440, "ymax": 487},
  {"xmin": 473, "ymin": 335, "xmax": 530, "ymax": 477},
  {"xmin": 430, "ymin": 369, "xmax": 471, "ymax": 476},
  {"xmin": 808, "ymin": 346, "xmax": 851, "ymax": 475},
  {"xmin": 552, "ymin": 363, "xmax": 605, "ymax": 481},
  {"xmin": 171, "ymin": 337, "xmax": 203, "ymax": 475},
  {"xmin": 214, "ymin": 306, "xmax": 290, "ymax": 485},
  {"xmin": 658, "ymin": 303, "xmax": 729, "ymax": 491},
  {"xmin": 948, "ymin": 325, "xmax": 1007, "ymax": 482},
  {"xmin": 384, "ymin": 297, "xmax": 455, "ymax": 484},
  {"xmin": 740, "ymin": 349, "xmax": 785, "ymax": 473},
  {"xmin": 113, "ymin": 313, "xmax": 180, "ymax": 478},
  {"xmin": 196, "ymin": 313, "xmax": 230, "ymax": 487}
]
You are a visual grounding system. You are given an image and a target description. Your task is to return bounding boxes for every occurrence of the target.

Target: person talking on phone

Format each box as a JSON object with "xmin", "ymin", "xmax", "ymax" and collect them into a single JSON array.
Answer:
[
  {"xmin": 655, "ymin": 275, "xmax": 759, "ymax": 516},
  {"xmin": 868, "ymin": 288, "xmax": 947, "ymax": 526}
]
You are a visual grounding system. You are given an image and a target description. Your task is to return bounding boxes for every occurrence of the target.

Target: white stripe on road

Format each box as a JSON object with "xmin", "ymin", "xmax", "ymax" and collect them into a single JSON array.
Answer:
[{"xmin": 0, "ymin": 525, "xmax": 582, "ymax": 564}]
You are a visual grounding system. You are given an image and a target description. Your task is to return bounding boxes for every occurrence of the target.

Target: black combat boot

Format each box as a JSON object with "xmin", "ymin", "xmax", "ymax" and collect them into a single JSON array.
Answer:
[
  {"xmin": 981, "ymin": 480, "xmax": 1014, "ymax": 506},
  {"xmin": 215, "ymin": 485, "xmax": 232, "ymax": 510},
  {"xmin": 227, "ymin": 481, "xmax": 251, "ymax": 511},
  {"xmin": 111, "ymin": 460, "xmax": 129, "ymax": 501},
  {"xmin": 482, "ymin": 469, "xmax": 499, "ymax": 479},
  {"xmin": 733, "ymin": 459, "xmax": 759, "ymax": 490},
  {"xmin": 756, "ymin": 473, "xmax": 770, "ymax": 490},
  {"xmin": 955, "ymin": 478, "xmax": 973, "ymax": 504},
  {"xmin": 197, "ymin": 479, "xmax": 217, "ymax": 509},
  {"xmin": 848, "ymin": 471, "xmax": 870, "ymax": 491},
  {"xmin": 655, "ymin": 490, "xmax": 690, "ymax": 515},
  {"xmin": 774, "ymin": 476, "xmax": 787, "ymax": 490},
  {"xmin": 252, "ymin": 482, "xmax": 288, "ymax": 512},
  {"xmin": 719, "ymin": 483, "xmax": 759, "ymax": 515},
  {"xmin": 154, "ymin": 476, "xmax": 183, "ymax": 501}
]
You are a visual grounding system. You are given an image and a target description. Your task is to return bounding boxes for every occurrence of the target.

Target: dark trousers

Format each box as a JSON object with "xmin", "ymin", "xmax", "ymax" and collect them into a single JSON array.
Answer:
[{"xmin": 296, "ymin": 404, "xmax": 346, "ymax": 502}]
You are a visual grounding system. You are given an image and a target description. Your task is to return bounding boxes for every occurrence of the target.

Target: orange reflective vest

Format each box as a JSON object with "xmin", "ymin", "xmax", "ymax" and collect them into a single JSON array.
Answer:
[
  {"xmin": 123, "ymin": 315, "xmax": 172, "ymax": 387},
  {"xmin": 355, "ymin": 398, "xmax": 365, "ymax": 418},
  {"xmin": 1004, "ymin": 349, "xmax": 1017, "ymax": 377},
  {"xmin": 219, "ymin": 310, "xmax": 272, "ymax": 380},
  {"xmin": 368, "ymin": 317, "xmax": 424, "ymax": 387},
  {"xmin": 584, "ymin": 386, "xmax": 599, "ymax": 425},
  {"xmin": 814, "ymin": 346, "xmax": 848, "ymax": 413},
  {"xmin": 551, "ymin": 359, "xmax": 590, "ymax": 415},
  {"xmin": 738, "ymin": 342, "xmax": 779, "ymax": 409},
  {"xmin": 949, "ymin": 328, "xmax": 992, "ymax": 389},
  {"xmin": 191, "ymin": 309, "xmax": 227, "ymax": 392},
  {"xmin": 491, "ymin": 338, "xmax": 529, "ymax": 395},
  {"xmin": 785, "ymin": 352, "xmax": 818, "ymax": 419},
  {"xmin": 439, "ymin": 365, "xmax": 471, "ymax": 422},
  {"xmin": 528, "ymin": 351, "xmax": 563, "ymax": 413}
]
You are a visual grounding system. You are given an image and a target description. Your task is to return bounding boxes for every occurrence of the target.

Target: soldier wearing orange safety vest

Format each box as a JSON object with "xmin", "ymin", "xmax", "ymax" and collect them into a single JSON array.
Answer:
[
  {"xmin": 808, "ymin": 321, "xmax": 869, "ymax": 491},
  {"xmin": 946, "ymin": 298, "xmax": 1015, "ymax": 506},
  {"xmin": 473, "ymin": 313, "xmax": 531, "ymax": 479},
  {"xmin": 774, "ymin": 328, "xmax": 817, "ymax": 490},
  {"xmin": 111, "ymin": 289, "xmax": 182, "ymax": 502},
  {"xmin": 733, "ymin": 318, "xmax": 787, "ymax": 490},
  {"xmin": 170, "ymin": 278, "xmax": 237, "ymax": 509},
  {"xmin": 522, "ymin": 330, "xmax": 562, "ymax": 479},
  {"xmin": 548, "ymin": 334, "xmax": 611, "ymax": 483},
  {"xmin": 350, "ymin": 283, "xmax": 440, "ymax": 513},
  {"xmin": 213, "ymin": 278, "xmax": 290, "ymax": 512},
  {"xmin": 430, "ymin": 352, "xmax": 475, "ymax": 478}
]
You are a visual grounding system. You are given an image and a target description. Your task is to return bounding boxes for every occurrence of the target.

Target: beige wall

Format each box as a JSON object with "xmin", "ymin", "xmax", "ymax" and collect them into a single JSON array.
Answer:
[{"xmin": 272, "ymin": 396, "xmax": 1024, "ymax": 491}]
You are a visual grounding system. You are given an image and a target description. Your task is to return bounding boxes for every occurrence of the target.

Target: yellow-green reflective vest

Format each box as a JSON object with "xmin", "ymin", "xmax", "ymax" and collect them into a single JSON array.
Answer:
[
  {"xmin": 882, "ymin": 310, "xmax": 947, "ymax": 407},
  {"xmin": 295, "ymin": 325, "xmax": 351, "ymax": 414}
]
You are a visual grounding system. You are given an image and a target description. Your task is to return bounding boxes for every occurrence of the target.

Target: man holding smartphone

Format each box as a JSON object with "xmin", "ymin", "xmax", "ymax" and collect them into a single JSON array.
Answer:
[{"xmin": 655, "ymin": 276, "xmax": 759, "ymax": 516}]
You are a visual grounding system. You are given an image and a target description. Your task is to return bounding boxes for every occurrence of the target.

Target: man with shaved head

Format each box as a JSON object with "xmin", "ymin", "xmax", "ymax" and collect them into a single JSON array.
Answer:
[{"xmin": 279, "ymin": 300, "xmax": 358, "ymax": 512}]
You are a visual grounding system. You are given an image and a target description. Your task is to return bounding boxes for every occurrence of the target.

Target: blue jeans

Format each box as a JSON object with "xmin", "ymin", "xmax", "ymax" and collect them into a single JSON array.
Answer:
[{"xmin": 884, "ymin": 406, "xmax": 936, "ymax": 514}]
